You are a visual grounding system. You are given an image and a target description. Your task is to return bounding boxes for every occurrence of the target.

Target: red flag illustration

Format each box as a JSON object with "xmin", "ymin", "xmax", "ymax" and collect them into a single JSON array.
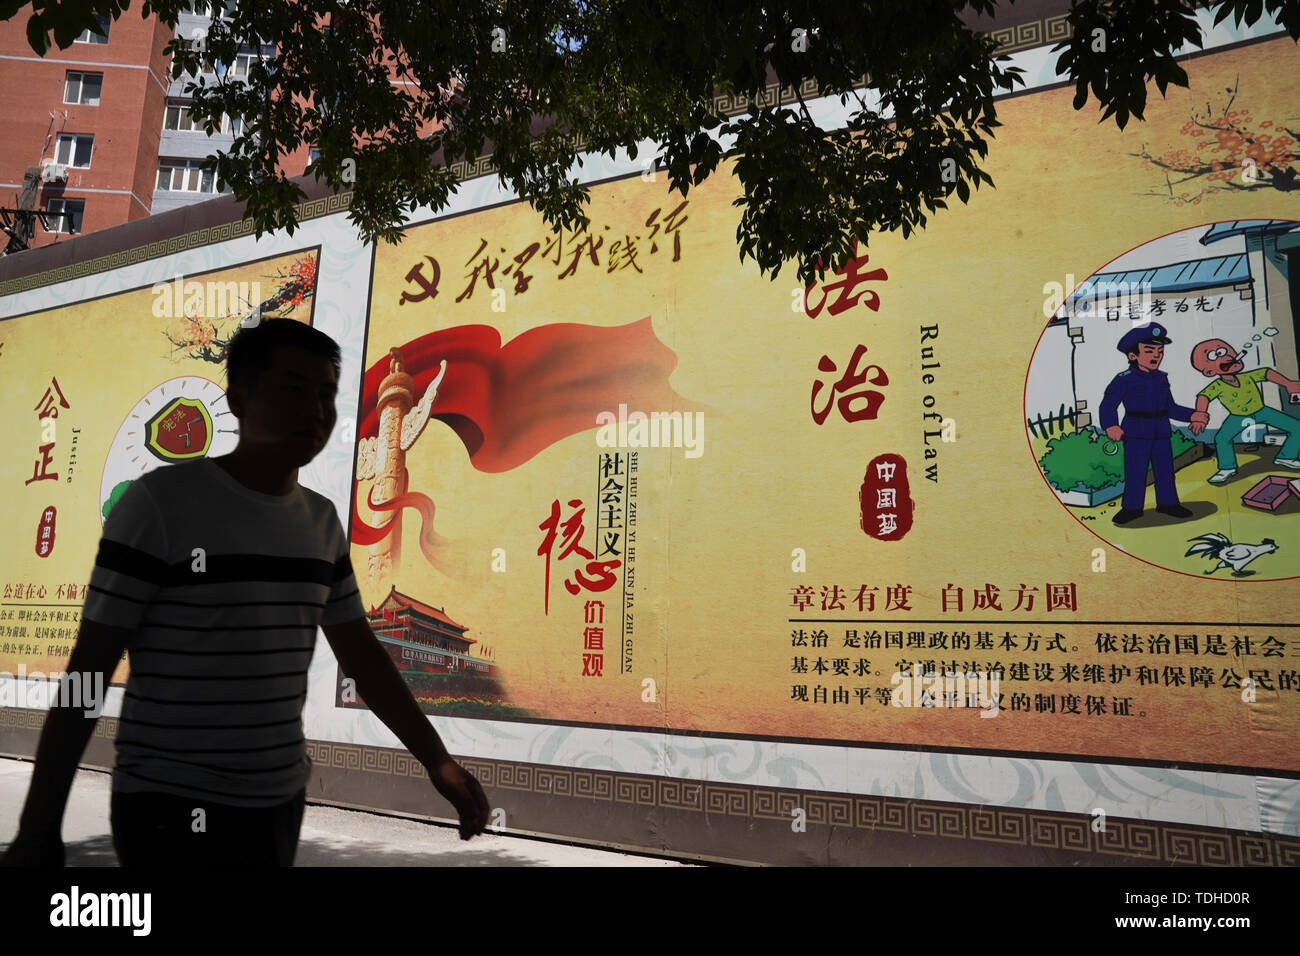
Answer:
[{"xmin": 350, "ymin": 317, "xmax": 708, "ymax": 574}]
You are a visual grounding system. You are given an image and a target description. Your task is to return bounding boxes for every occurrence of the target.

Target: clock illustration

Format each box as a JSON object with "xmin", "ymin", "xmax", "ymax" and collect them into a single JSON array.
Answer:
[{"xmin": 98, "ymin": 376, "xmax": 239, "ymax": 524}]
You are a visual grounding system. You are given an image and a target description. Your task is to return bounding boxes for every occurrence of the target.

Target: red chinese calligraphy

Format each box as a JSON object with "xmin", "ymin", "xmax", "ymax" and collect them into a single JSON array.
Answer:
[
  {"xmin": 812, "ymin": 346, "xmax": 888, "ymax": 424},
  {"xmin": 804, "ymin": 239, "xmax": 887, "ymax": 318},
  {"xmin": 859, "ymin": 453, "xmax": 912, "ymax": 541},
  {"xmin": 33, "ymin": 377, "xmax": 70, "ymax": 421},
  {"xmin": 538, "ymin": 498, "xmax": 622, "ymax": 614},
  {"xmin": 503, "ymin": 241, "xmax": 540, "ymax": 294},
  {"xmin": 557, "ymin": 232, "xmax": 604, "ymax": 280},
  {"xmin": 455, "ymin": 238, "xmax": 503, "ymax": 303},
  {"xmin": 644, "ymin": 201, "xmax": 688, "ymax": 261}
]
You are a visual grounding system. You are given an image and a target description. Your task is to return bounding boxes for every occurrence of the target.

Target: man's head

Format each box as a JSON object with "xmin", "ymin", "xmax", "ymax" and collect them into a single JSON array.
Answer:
[
  {"xmin": 224, "ymin": 319, "xmax": 341, "ymax": 464},
  {"xmin": 1191, "ymin": 338, "xmax": 1245, "ymax": 378},
  {"xmin": 1128, "ymin": 341, "xmax": 1165, "ymax": 371},
  {"xmin": 1118, "ymin": 323, "xmax": 1172, "ymax": 371}
]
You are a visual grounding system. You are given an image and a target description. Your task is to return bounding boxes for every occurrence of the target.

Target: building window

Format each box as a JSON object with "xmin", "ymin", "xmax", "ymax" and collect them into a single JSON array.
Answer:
[
  {"xmin": 46, "ymin": 198, "xmax": 85, "ymax": 234},
  {"xmin": 165, "ymin": 102, "xmax": 242, "ymax": 135},
  {"xmin": 183, "ymin": 0, "xmax": 236, "ymax": 18},
  {"xmin": 64, "ymin": 72, "xmax": 103, "ymax": 106},
  {"xmin": 228, "ymin": 51, "xmax": 272, "ymax": 78},
  {"xmin": 55, "ymin": 134, "xmax": 93, "ymax": 168},
  {"xmin": 164, "ymin": 101, "xmax": 201, "ymax": 131},
  {"xmin": 73, "ymin": 14, "xmax": 110, "ymax": 44},
  {"xmin": 157, "ymin": 158, "xmax": 225, "ymax": 193}
]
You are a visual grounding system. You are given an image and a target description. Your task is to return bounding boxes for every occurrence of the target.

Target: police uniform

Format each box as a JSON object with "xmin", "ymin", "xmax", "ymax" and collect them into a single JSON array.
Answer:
[{"xmin": 1098, "ymin": 324, "xmax": 1198, "ymax": 515}]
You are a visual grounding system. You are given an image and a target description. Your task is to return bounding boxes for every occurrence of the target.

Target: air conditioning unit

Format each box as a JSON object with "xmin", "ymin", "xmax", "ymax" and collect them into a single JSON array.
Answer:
[{"xmin": 40, "ymin": 163, "xmax": 68, "ymax": 183}]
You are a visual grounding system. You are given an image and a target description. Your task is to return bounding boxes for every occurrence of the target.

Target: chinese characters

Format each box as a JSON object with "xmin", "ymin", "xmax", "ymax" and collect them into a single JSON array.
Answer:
[
  {"xmin": 399, "ymin": 201, "xmax": 691, "ymax": 309},
  {"xmin": 789, "ymin": 582, "xmax": 1080, "ymax": 613},
  {"xmin": 27, "ymin": 376, "xmax": 70, "ymax": 486},
  {"xmin": 538, "ymin": 498, "xmax": 621, "ymax": 615}
]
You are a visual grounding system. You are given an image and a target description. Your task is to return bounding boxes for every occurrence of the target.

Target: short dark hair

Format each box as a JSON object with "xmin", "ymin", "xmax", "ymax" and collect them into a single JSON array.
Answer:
[{"xmin": 224, "ymin": 319, "xmax": 341, "ymax": 394}]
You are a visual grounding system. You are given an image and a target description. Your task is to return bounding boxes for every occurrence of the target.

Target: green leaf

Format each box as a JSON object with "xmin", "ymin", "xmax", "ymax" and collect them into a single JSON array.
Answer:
[
  {"xmin": 26, "ymin": 11, "xmax": 50, "ymax": 56},
  {"xmin": 1073, "ymin": 80, "xmax": 1089, "ymax": 110}
]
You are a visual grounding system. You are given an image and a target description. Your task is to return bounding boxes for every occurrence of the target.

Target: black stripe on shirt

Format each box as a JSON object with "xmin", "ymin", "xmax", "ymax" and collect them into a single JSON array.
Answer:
[
  {"xmin": 327, "ymin": 587, "xmax": 360, "ymax": 606},
  {"xmin": 127, "ymin": 668, "xmax": 310, "ymax": 681},
  {"xmin": 127, "ymin": 621, "xmax": 319, "ymax": 634},
  {"xmin": 117, "ymin": 754, "xmax": 305, "ymax": 775},
  {"xmin": 130, "ymin": 645, "xmax": 314, "ymax": 655},
  {"xmin": 92, "ymin": 539, "xmax": 170, "ymax": 586},
  {"xmin": 117, "ymin": 715, "xmax": 301, "ymax": 730},
  {"xmin": 156, "ymin": 553, "xmax": 337, "ymax": 588},
  {"xmin": 143, "ymin": 596, "xmax": 330, "ymax": 611},
  {"xmin": 114, "ymin": 766, "xmax": 302, "ymax": 801},
  {"xmin": 86, "ymin": 583, "xmax": 154, "ymax": 605},
  {"xmin": 331, "ymin": 553, "xmax": 354, "ymax": 579},
  {"xmin": 114, "ymin": 737, "xmax": 303, "ymax": 755},
  {"xmin": 123, "ymin": 689, "xmax": 306, "ymax": 706}
]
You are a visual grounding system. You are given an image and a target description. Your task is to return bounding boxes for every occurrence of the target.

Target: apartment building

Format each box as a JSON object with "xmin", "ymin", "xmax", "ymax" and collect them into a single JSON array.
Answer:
[
  {"xmin": 0, "ymin": 1, "xmax": 328, "ymax": 254},
  {"xmin": 0, "ymin": 9, "xmax": 173, "ymax": 250}
]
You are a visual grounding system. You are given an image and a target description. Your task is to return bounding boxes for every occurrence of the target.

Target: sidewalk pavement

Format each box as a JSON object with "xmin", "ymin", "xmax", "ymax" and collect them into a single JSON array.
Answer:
[{"xmin": 0, "ymin": 756, "xmax": 696, "ymax": 867}]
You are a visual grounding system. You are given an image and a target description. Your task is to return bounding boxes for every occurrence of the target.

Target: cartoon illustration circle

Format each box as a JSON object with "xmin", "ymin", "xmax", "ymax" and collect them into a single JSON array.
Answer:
[{"xmin": 1026, "ymin": 220, "xmax": 1300, "ymax": 581}]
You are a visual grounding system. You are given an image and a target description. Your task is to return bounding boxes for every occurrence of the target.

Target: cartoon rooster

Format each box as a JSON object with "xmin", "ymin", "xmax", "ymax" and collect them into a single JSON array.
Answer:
[{"xmin": 1184, "ymin": 533, "xmax": 1278, "ymax": 576}]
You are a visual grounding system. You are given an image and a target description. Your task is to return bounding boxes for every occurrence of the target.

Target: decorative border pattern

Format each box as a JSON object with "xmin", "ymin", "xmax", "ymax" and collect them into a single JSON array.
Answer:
[
  {"xmin": 0, "ymin": 708, "xmax": 47, "ymax": 732},
  {"xmin": 0, "ymin": 709, "xmax": 125, "ymax": 743},
  {"xmin": 303, "ymin": 740, "xmax": 1300, "ymax": 866},
  {"xmin": 0, "ymin": 193, "xmax": 351, "ymax": 297},
  {"xmin": 2, "ymin": 713, "xmax": 1293, "ymax": 864},
  {"xmin": 990, "ymin": 13, "xmax": 1073, "ymax": 54}
]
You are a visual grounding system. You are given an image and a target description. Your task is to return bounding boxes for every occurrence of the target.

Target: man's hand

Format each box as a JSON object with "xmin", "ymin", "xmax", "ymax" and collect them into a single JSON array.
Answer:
[
  {"xmin": 323, "ymin": 616, "xmax": 494, "ymax": 840},
  {"xmin": 428, "ymin": 757, "xmax": 491, "ymax": 840},
  {"xmin": 0, "ymin": 828, "xmax": 64, "ymax": 867},
  {"xmin": 5, "ymin": 617, "xmax": 128, "ymax": 865},
  {"xmin": 1105, "ymin": 425, "xmax": 1124, "ymax": 441},
  {"xmin": 1189, "ymin": 410, "xmax": 1210, "ymax": 436}
]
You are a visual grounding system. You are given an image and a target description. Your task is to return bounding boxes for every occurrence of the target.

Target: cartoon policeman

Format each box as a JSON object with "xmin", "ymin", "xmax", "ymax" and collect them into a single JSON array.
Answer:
[{"xmin": 1099, "ymin": 323, "xmax": 1210, "ymax": 525}]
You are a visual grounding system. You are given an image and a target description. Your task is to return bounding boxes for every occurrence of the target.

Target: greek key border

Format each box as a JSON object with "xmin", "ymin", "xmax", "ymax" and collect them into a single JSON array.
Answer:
[
  {"xmin": 305, "ymin": 739, "xmax": 1300, "ymax": 866},
  {"xmin": 0, "ymin": 713, "xmax": 1291, "ymax": 865},
  {"xmin": 0, "ymin": 193, "xmax": 351, "ymax": 298},
  {"xmin": 989, "ymin": 13, "xmax": 1073, "ymax": 55}
]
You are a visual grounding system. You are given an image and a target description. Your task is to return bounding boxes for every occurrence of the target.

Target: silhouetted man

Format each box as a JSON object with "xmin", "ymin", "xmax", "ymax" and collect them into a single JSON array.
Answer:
[{"xmin": 2, "ymin": 319, "xmax": 489, "ymax": 866}]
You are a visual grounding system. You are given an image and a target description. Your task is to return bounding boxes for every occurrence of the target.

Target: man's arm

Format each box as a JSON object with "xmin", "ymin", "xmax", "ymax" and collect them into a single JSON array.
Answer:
[
  {"xmin": 1190, "ymin": 393, "xmax": 1211, "ymax": 435},
  {"xmin": 2, "ymin": 617, "xmax": 130, "ymax": 866},
  {"xmin": 1099, "ymin": 373, "xmax": 1125, "ymax": 440},
  {"xmin": 1265, "ymin": 368, "xmax": 1300, "ymax": 394},
  {"xmin": 321, "ymin": 616, "xmax": 490, "ymax": 839},
  {"xmin": 1164, "ymin": 377, "xmax": 1203, "ymax": 425}
]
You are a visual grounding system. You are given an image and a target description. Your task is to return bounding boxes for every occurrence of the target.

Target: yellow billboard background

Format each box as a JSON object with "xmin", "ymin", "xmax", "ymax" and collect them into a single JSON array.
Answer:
[
  {"xmin": 361, "ymin": 36, "xmax": 1300, "ymax": 771},
  {"xmin": 0, "ymin": 251, "xmax": 318, "ymax": 680}
]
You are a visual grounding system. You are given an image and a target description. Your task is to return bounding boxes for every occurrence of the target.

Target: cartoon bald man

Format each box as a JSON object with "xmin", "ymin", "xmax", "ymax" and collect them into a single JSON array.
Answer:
[{"xmin": 1190, "ymin": 338, "xmax": 1300, "ymax": 484}]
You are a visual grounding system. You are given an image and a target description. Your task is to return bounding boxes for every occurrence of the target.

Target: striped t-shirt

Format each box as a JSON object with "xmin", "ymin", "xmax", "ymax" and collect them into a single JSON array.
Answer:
[{"xmin": 81, "ymin": 456, "xmax": 366, "ymax": 807}]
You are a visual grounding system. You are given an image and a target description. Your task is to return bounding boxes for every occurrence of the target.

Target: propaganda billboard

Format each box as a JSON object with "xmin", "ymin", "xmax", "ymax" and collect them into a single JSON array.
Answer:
[
  {"xmin": 2, "ymin": 20, "xmax": 1298, "ymax": 865},
  {"xmin": 0, "ymin": 248, "xmax": 320, "ymax": 685},
  {"xmin": 347, "ymin": 35, "xmax": 1300, "ymax": 777}
]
